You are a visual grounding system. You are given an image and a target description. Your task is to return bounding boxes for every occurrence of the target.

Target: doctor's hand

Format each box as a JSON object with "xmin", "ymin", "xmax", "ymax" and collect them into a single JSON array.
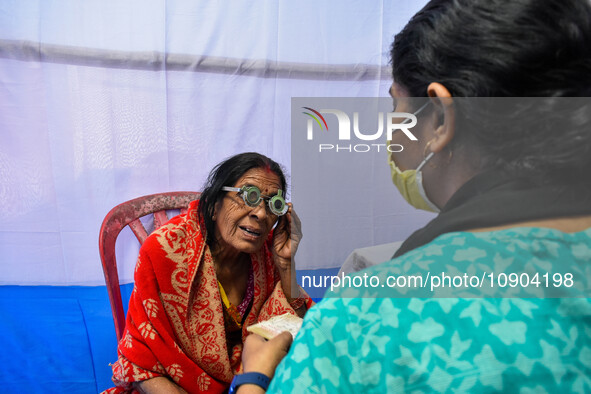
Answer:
[{"xmin": 242, "ymin": 332, "xmax": 293, "ymax": 379}]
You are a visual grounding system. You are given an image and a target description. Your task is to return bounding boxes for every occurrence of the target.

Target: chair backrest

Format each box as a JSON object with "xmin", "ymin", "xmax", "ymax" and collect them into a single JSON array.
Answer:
[{"xmin": 99, "ymin": 191, "xmax": 201, "ymax": 341}]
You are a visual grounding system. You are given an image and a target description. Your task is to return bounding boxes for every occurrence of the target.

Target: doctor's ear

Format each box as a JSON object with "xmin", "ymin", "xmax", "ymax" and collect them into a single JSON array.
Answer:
[{"xmin": 426, "ymin": 82, "xmax": 455, "ymax": 153}]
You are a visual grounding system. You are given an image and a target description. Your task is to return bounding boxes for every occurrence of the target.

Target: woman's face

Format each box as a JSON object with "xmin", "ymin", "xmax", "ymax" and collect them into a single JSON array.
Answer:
[
  {"xmin": 213, "ymin": 167, "xmax": 282, "ymax": 256},
  {"xmin": 388, "ymin": 82, "xmax": 431, "ymax": 171}
]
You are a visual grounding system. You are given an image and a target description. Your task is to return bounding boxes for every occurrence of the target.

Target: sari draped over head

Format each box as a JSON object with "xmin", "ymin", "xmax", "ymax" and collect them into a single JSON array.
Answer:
[{"xmin": 103, "ymin": 200, "xmax": 312, "ymax": 393}]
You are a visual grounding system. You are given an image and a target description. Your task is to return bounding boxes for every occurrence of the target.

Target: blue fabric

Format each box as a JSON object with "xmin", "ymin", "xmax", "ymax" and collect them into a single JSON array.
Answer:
[
  {"xmin": 0, "ymin": 284, "xmax": 133, "ymax": 393},
  {"xmin": 298, "ymin": 267, "xmax": 340, "ymax": 300},
  {"xmin": 0, "ymin": 268, "xmax": 333, "ymax": 393},
  {"xmin": 269, "ymin": 227, "xmax": 591, "ymax": 393}
]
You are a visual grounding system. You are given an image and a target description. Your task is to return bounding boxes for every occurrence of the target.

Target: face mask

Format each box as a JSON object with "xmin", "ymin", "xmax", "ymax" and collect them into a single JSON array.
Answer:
[
  {"xmin": 388, "ymin": 151, "xmax": 440, "ymax": 212},
  {"xmin": 387, "ymin": 101, "xmax": 440, "ymax": 213}
]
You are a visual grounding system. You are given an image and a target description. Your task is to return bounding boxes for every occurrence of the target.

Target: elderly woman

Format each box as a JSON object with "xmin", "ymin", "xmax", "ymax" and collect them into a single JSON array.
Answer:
[
  {"xmin": 105, "ymin": 152, "xmax": 311, "ymax": 393},
  {"xmin": 238, "ymin": 0, "xmax": 591, "ymax": 392}
]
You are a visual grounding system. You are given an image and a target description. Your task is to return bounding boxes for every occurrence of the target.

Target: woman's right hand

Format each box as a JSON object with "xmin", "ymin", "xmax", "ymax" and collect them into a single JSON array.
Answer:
[{"xmin": 272, "ymin": 203, "xmax": 302, "ymax": 273}]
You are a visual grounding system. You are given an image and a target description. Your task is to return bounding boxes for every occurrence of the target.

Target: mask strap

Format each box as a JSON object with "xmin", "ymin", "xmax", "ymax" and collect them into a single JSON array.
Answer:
[
  {"xmin": 400, "ymin": 100, "xmax": 431, "ymax": 126},
  {"xmin": 416, "ymin": 151, "xmax": 434, "ymax": 172},
  {"xmin": 414, "ymin": 100, "xmax": 430, "ymax": 116},
  {"xmin": 415, "ymin": 170, "xmax": 440, "ymax": 213}
]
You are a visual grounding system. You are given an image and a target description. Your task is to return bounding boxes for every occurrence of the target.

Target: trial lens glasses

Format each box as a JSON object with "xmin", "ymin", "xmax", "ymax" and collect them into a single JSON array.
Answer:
[{"xmin": 222, "ymin": 185, "xmax": 288, "ymax": 216}]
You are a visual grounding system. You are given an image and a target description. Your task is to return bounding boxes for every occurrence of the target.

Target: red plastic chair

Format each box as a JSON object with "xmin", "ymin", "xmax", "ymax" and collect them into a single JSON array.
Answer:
[{"xmin": 99, "ymin": 191, "xmax": 201, "ymax": 341}]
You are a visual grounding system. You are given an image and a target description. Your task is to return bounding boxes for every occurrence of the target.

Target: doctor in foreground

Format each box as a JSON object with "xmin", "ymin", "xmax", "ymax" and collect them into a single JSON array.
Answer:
[{"xmin": 234, "ymin": 0, "xmax": 591, "ymax": 392}]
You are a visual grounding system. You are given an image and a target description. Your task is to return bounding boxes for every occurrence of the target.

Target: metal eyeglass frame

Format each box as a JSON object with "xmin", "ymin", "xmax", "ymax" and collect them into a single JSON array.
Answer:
[{"xmin": 222, "ymin": 185, "xmax": 288, "ymax": 216}]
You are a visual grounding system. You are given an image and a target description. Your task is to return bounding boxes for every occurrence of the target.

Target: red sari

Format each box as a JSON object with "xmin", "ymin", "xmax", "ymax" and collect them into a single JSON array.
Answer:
[{"xmin": 103, "ymin": 200, "xmax": 312, "ymax": 393}]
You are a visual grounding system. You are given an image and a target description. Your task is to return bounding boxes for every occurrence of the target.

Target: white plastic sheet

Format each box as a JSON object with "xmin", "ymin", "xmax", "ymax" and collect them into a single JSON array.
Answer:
[{"xmin": 0, "ymin": 0, "xmax": 429, "ymax": 285}]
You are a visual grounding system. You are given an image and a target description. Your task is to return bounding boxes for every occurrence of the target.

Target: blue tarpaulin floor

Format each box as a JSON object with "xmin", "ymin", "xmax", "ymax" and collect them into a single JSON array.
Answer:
[{"xmin": 0, "ymin": 267, "xmax": 337, "ymax": 393}]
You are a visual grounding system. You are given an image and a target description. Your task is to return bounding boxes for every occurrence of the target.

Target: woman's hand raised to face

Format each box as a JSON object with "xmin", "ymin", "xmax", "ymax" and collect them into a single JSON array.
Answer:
[{"xmin": 272, "ymin": 203, "xmax": 302, "ymax": 272}]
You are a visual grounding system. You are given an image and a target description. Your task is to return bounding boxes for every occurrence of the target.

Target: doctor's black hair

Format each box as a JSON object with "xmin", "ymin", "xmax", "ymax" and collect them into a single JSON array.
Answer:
[{"xmin": 390, "ymin": 0, "xmax": 591, "ymax": 180}]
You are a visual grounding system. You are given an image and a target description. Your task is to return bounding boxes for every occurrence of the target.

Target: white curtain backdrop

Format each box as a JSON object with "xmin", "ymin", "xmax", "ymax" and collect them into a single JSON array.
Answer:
[{"xmin": 0, "ymin": 0, "xmax": 430, "ymax": 285}]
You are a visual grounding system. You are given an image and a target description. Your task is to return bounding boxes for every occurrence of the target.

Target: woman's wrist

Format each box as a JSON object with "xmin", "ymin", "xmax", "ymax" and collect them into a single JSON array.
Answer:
[
  {"xmin": 275, "ymin": 259, "xmax": 306, "ymax": 314},
  {"xmin": 273, "ymin": 253, "xmax": 292, "ymax": 273},
  {"xmin": 276, "ymin": 260, "xmax": 294, "ymax": 292}
]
